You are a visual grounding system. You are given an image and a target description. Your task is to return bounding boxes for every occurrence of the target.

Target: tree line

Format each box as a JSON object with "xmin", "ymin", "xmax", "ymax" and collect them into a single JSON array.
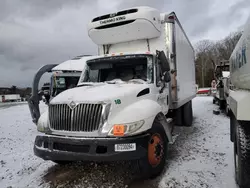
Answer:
[
  {"xmin": 194, "ymin": 31, "xmax": 242, "ymax": 88},
  {"xmin": 0, "ymin": 86, "xmax": 31, "ymax": 98}
]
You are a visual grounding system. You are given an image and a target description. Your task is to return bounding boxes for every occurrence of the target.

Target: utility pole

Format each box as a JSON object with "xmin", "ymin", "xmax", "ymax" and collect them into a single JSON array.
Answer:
[{"xmin": 201, "ymin": 57, "xmax": 205, "ymax": 88}]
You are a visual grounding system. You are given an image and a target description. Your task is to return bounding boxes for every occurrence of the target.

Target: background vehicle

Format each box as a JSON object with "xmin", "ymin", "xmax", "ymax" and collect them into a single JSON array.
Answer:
[
  {"xmin": 49, "ymin": 55, "xmax": 93, "ymax": 98},
  {"xmin": 213, "ymin": 61, "xmax": 230, "ymax": 111},
  {"xmin": 30, "ymin": 6, "xmax": 196, "ymax": 179},
  {"xmin": 41, "ymin": 83, "xmax": 50, "ymax": 103},
  {"xmin": 228, "ymin": 15, "xmax": 250, "ymax": 188},
  {"xmin": 196, "ymin": 87, "xmax": 212, "ymax": 95},
  {"xmin": 0, "ymin": 94, "xmax": 21, "ymax": 102},
  {"xmin": 28, "ymin": 55, "xmax": 98, "ymax": 123},
  {"xmin": 210, "ymin": 79, "xmax": 217, "ymax": 97}
]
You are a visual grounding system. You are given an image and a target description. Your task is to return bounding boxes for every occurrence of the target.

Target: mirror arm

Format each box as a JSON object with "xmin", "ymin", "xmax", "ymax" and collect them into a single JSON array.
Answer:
[
  {"xmin": 159, "ymin": 83, "xmax": 165, "ymax": 93},
  {"xmin": 159, "ymin": 75, "xmax": 166, "ymax": 93}
]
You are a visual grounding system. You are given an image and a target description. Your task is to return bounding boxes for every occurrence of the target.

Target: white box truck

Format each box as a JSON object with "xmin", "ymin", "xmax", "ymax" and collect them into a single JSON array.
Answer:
[
  {"xmin": 50, "ymin": 55, "xmax": 97, "ymax": 98},
  {"xmin": 212, "ymin": 61, "xmax": 230, "ymax": 111},
  {"xmin": 30, "ymin": 6, "xmax": 196, "ymax": 179},
  {"xmin": 228, "ymin": 15, "xmax": 250, "ymax": 188},
  {"xmin": 28, "ymin": 55, "xmax": 99, "ymax": 123},
  {"xmin": 1, "ymin": 94, "xmax": 21, "ymax": 102}
]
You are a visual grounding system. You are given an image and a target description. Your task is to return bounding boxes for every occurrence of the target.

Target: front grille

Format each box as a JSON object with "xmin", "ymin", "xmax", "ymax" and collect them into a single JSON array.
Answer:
[{"xmin": 49, "ymin": 103, "xmax": 103, "ymax": 132}]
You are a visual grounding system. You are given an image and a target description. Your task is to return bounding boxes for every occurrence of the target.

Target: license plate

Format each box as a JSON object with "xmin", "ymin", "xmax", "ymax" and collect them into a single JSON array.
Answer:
[{"xmin": 114, "ymin": 143, "xmax": 136, "ymax": 152}]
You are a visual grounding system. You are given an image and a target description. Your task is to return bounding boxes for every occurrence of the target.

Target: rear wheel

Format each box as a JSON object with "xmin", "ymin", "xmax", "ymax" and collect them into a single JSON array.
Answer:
[
  {"xmin": 213, "ymin": 98, "xmax": 216, "ymax": 104},
  {"xmin": 225, "ymin": 104, "xmax": 230, "ymax": 116},
  {"xmin": 230, "ymin": 113, "xmax": 235, "ymax": 142},
  {"xmin": 182, "ymin": 101, "xmax": 193, "ymax": 127},
  {"xmin": 234, "ymin": 119, "xmax": 250, "ymax": 188},
  {"xmin": 219, "ymin": 100, "xmax": 226, "ymax": 110},
  {"xmin": 138, "ymin": 122, "xmax": 168, "ymax": 179}
]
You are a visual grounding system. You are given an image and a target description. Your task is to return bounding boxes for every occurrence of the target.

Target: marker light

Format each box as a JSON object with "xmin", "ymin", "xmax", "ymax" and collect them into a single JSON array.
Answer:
[{"xmin": 168, "ymin": 15, "xmax": 175, "ymax": 20}]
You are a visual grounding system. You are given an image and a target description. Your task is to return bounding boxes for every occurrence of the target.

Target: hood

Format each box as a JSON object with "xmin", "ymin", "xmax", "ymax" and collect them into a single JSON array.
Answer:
[{"xmin": 50, "ymin": 83, "xmax": 150, "ymax": 104}]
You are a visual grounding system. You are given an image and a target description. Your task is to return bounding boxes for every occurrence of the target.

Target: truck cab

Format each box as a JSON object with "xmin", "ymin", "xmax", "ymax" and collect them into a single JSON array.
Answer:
[
  {"xmin": 213, "ymin": 61, "xmax": 230, "ymax": 110},
  {"xmin": 30, "ymin": 6, "xmax": 196, "ymax": 179},
  {"xmin": 45, "ymin": 55, "xmax": 96, "ymax": 102},
  {"xmin": 28, "ymin": 55, "xmax": 99, "ymax": 122}
]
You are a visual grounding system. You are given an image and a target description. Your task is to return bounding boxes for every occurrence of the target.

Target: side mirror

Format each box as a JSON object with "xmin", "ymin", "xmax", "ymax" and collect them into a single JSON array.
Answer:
[
  {"xmin": 162, "ymin": 71, "xmax": 171, "ymax": 83},
  {"xmin": 156, "ymin": 50, "xmax": 170, "ymax": 72},
  {"xmin": 38, "ymin": 90, "xmax": 44, "ymax": 96},
  {"xmin": 38, "ymin": 90, "xmax": 44, "ymax": 101},
  {"xmin": 43, "ymin": 90, "xmax": 50, "ymax": 97}
]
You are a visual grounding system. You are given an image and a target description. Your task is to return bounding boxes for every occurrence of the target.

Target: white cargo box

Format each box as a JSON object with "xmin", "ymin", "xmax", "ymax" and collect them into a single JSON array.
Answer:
[
  {"xmin": 52, "ymin": 55, "xmax": 99, "ymax": 72},
  {"xmin": 86, "ymin": 7, "xmax": 196, "ymax": 109},
  {"xmin": 1, "ymin": 94, "xmax": 21, "ymax": 102},
  {"xmin": 230, "ymin": 15, "xmax": 250, "ymax": 90},
  {"xmin": 87, "ymin": 6, "xmax": 161, "ymax": 45}
]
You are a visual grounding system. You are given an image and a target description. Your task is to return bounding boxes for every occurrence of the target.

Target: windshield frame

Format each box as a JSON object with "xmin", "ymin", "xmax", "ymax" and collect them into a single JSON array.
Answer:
[{"xmin": 79, "ymin": 54, "xmax": 155, "ymax": 85}]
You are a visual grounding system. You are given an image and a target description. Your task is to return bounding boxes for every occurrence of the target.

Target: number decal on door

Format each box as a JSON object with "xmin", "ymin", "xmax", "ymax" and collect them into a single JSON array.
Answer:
[{"xmin": 115, "ymin": 99, "xmax": 121, "ymax": 104}]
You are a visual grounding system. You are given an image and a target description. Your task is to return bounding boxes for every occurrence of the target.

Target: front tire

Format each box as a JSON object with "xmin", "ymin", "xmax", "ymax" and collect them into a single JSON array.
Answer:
[
  {"xmin": 234, "ymin": 120, "xmax": 250, "ymax": 188},
  {"xmin": 138, "ymin": 122, "xmax": 168, "ymax": 179}
]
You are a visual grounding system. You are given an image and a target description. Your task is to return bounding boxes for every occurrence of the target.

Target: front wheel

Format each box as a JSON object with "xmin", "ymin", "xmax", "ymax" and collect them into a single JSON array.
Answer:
[
  {"xmin": 137, "ymin": 122, "xmax": 168, "ymax": 179},
  {"xmin": 234, "ymin": 120, "xmax": 250, "ymax": 188}
]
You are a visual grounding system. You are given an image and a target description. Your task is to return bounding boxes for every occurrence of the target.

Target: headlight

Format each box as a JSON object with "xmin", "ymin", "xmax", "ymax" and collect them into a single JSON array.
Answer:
[
  {"xmin": 37, "ymin": 123, "xmax": 45, "ymax": 132},
  {"xmin": 108, "ymin": 120, "xmax": 145, "ymax": 136},
  {"xmin": 37, "ymin": 122, "xmax": 50, "ymax": 133},
  {"xmin": 37, "ymin": 112, "xmax": 50, "ymax": 133}
]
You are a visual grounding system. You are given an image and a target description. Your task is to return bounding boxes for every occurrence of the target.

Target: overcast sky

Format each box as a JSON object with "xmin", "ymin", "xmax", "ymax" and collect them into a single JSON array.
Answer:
[{"xmin": 0, "ymin": 0, "xmax": 249, "ymax": 87}]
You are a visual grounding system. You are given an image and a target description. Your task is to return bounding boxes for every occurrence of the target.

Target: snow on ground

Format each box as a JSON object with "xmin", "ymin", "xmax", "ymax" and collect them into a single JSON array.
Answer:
[
  {"xmin": 0, "ymin": 97, "xmax": 239, "ymax": 188},
  {"xmin": 157, "ymin": 97, "xmax": 238, "ymax": 188},
  {"xmin": 0, "ymin": 102, "xmax": 27, "ymax": 109},
  {"xmin": 0, "ymin": 102, "xmax": 53, "ymax": 188}
]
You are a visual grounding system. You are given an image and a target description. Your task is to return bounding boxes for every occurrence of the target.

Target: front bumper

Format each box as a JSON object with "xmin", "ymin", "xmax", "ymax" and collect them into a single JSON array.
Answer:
[{"xmin": 34, "ymin": 133, "xmax": 150, "ymax": 162}]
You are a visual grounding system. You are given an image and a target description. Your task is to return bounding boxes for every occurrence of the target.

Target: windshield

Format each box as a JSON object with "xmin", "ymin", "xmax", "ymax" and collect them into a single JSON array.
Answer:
[
  {"xmin": 80, "ymin": 55, "xmax": 153, "ymax": 84},
  {"xmin": 51, "ymin": 76, "xmax": 80, "ymax": 96}
]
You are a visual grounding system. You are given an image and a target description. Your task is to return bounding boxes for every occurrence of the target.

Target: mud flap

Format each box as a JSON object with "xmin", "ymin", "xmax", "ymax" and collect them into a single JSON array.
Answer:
[
  {"xmin": 28, "ymin": 64, "xmax": 58, "ymax": 124},
  {"xmin": 156, "ymin": 113, "xmax": 173, "ymax": 144}
]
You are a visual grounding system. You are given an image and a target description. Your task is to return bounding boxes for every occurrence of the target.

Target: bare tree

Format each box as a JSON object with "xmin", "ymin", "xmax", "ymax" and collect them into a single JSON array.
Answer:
[
  {"xmin": 194, "ymin": 40, "xmax": 215, "ymax": 87},
  {"xmin": 194, "ymin": 31, "xmax": 242, "ymax": 87}
]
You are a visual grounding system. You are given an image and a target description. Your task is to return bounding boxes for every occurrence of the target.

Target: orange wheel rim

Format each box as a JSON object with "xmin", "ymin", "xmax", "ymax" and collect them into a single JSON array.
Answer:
[{"xmin": 148, "ymin": 134, "xmax": 164, "ymax": 167}]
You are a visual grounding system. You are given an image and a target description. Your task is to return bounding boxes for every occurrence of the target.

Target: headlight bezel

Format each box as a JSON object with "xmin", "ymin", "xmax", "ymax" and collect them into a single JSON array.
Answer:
[
  {"xmin": 108, "ymin": 120, "xmax": 145, "ymax": 137},
  {"xmin": 37, "ymin": 122, "xmax": 50, "ymax": 133},
  {"xmin": 36, "ymin": 110, "xmax": 50, "ymax": 133}
]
